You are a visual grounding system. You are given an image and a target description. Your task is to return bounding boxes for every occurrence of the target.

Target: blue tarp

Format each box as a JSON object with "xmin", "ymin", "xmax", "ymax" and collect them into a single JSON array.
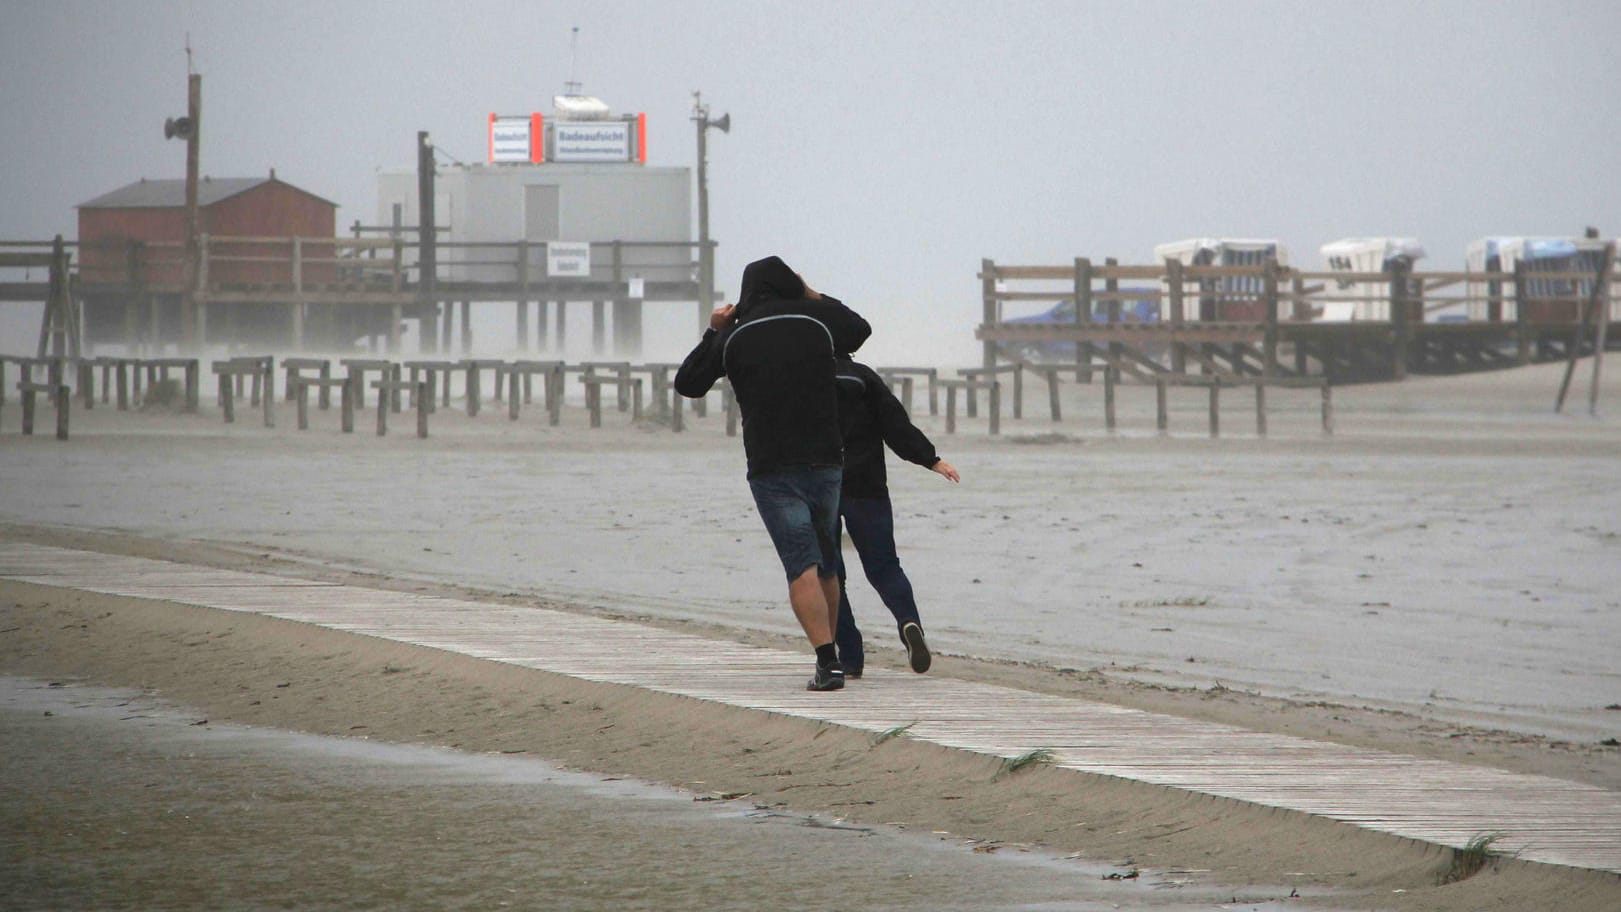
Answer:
[
  {"xmin": 1482, "ymin": 237, "xmax": 1580, "ymax": 263},
  {"xmin": 997, "ymin": 289, "xmax": 1160, "ymax": 363}
]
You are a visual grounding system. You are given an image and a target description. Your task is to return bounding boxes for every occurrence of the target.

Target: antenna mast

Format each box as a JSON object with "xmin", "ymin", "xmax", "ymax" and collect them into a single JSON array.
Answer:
[{"xmin": 564, "ymin": 26, "xmax": 581, "ymax": 95}]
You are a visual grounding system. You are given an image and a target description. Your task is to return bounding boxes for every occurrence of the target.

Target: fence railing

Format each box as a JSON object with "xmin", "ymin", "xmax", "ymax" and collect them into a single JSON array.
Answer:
[
  {"xmin": 68, "ymin": 235, "xmax": 707, "ymax": 297},
  {"xmin": 981, "ymin": 257, "xmax": 1621, "ymax": 328}
]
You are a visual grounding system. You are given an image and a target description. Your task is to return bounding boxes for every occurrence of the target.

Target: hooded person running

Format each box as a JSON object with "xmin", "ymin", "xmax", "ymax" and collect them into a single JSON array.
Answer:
[
  {"xmin": 831, "ymin": 356, "xmax": 959, "ymax": 678},
  {"xmin": 674, "ymin": 256, "xmax": 871, "ymax": 691}
]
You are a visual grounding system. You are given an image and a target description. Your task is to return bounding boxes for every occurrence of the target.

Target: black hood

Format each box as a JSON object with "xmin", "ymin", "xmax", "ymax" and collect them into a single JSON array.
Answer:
[{"xmin": 737, "ymin": 256, "xmax": 804, "ymax": 313}]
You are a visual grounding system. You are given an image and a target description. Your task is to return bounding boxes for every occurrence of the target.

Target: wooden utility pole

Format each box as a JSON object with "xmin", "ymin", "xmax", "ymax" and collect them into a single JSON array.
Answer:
[
  {"xmin": 180, "ymin": 72, "xmax": 201, "ymax": 350},
  {"xmin": 417, "ymin": 131, "xmax": 438, "ymax": 352},
  {"xmin": 692, "ymin": 92, "xmax": 728, "ymax": 329}
]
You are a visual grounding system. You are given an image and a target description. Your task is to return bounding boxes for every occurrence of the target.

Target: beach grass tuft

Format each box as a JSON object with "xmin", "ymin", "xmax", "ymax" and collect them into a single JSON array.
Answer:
[
  {"xmin": 872, "ymin": 721, "xmax": 918, "ymax": 746},
  {"xmin": 997, "ymin": 748, "xmax": 1056, "ymax": 778},
  {"xmin": 1441, "ymin": 831, "xmax": 1514, "ymax": 883}
]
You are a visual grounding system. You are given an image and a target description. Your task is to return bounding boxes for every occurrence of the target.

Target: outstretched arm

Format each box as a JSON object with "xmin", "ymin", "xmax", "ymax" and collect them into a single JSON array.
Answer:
[{"xmin": 863, "ymin": 364, "xmax": 945, "ymax": 472}]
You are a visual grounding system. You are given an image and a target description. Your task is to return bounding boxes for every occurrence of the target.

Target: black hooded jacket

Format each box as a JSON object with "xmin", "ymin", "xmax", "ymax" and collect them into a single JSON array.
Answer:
[
  {"xmin": 835, "ymin": 357, "xmax": 940, "ymax": 498},
  {"xmin": 675, "ymin": 256, "xmax": 871, "ymax": 479}
]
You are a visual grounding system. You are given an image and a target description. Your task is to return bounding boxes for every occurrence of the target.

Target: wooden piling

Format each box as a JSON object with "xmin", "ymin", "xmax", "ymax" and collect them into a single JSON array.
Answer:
[
  {"xmin": 1389, "ymin": 258, "xmax": 1410, "ymax": 380},
  {"xmin": 55, "ymin": 385, "xmax": 68, "ymax": 439},
  {"xmin": 1263, "ymin": 257, "xmax": 1280, "ymax": 377},
  {"xmin": 1103, "ymin": 366, "xmax": 1116, "ymax": 432},
  {"xmin": 1074, "ymin": 257, "xmax": 1093, "ymax": 382},
  {"xmin": 1514, "ymin": 262, "xmax": 1532, "ymax": 365},
  {"xmin": 78, "ymin": 362, "xmax": 93, "ymax": 410},
  {"xmin": 981, "ymin": 258, "xmax": 998, "ymax": 372},
  {"xmin": 219, "ymin": 374, "xmax": 234, "ymax": 424},
  {"xmin": 1011, "ymin": 362, "xmax": 1023, "ymax": 420},
  {"xmin": 1167, "ymin": 257, "xmax": 1186, "ymax": 375},
  {"xmin": 1556, "ymin": 241, "xmax": 1615, "ymax": 415},
  {"xmin": 1590, "ymin": 245, "xmax": 1614, "ymax": 416}
]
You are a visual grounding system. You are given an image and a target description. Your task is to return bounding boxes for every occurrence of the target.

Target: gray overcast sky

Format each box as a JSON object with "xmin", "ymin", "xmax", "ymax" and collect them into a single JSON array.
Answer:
[{"xmin": 3, "ymin": 0, "xmax": 1618, "ymax": 363}]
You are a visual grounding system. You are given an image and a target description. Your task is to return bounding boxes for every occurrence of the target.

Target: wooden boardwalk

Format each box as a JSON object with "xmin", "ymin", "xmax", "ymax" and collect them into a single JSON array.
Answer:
[{"xmin": 2, "ymin": 542, "xmax": 1617, "ymax": 877}]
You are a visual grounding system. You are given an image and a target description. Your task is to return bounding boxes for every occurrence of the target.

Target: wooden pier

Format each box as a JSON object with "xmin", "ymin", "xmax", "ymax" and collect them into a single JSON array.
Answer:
[
  {"xmin": 3, "ymin": 234, "xmax": 710, "ymax": 357},
  {"xmin": 978, "ymin": 251, "xmax": 1619, "ymax": 384}
]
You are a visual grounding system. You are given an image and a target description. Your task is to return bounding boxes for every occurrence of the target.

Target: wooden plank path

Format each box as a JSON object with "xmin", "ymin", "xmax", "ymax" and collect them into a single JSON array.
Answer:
[{"xmin": 2, "ymin": 542, "xmax": 1617, "ymax": 876}]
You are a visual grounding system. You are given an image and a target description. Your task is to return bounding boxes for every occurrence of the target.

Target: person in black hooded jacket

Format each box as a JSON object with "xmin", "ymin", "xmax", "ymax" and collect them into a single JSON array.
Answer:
[
  {"xmin": 675, "ymin": 256, "xmax": 871, "ymax": 691},
  {"xmin": 831, "ymin": 357, "xmax": 959, "ymax": 678}
]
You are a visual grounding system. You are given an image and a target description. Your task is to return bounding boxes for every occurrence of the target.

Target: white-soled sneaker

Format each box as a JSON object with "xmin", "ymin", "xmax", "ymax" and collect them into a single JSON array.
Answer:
[
  {"xmin": 901, "ymin": 622, "xmax": 931, "ymax": 674},
  {"xmin": 807, "ymin": 663, "xmax": 846, "ymax": 692}
]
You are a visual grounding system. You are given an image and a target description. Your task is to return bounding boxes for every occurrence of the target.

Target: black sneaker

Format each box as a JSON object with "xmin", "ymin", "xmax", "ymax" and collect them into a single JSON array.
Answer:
[
  {"xmin": 901, "ymin": 622, "xmax": 931, "ymax": 674},
  {"xmin": 807, "ymin": 663, "xmax": 846, "ymax": 692}
]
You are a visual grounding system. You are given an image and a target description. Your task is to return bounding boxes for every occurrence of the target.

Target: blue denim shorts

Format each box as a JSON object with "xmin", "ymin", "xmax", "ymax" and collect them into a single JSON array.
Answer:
[{"xmin": 747, "ymin": 465, "xmax": 844, "ymax": 581}]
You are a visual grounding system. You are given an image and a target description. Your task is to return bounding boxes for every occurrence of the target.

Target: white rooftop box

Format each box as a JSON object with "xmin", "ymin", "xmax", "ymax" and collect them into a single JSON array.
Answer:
[
  {"xmin": 1319, "ymin": 237, "xmax": 1426, "ymax": 322},
  {"xmin": 1152, "ymin": 238, "xmax": 1287, "ymax": 321},
  {"xmin": 1465, "ymin": 236, "xmax": 1610, "ymax": 322}
]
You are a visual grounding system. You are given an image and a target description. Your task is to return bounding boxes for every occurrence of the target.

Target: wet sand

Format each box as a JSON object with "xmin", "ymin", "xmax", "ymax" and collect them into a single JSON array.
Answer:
[
  {"xmin": 1, "ymin": 361, "xmax": 1617, "ymax": 746},
  {"xmin": 2, "ymin": 358, "xmax": 1620, "ymax": 909},
  {"xmin": 11, "ymin": 677, "xmax": 1311, "ymax": 912},
  {"xmin": 3, "ymin": 568, "xmax": 1618, "ymax": 910}
]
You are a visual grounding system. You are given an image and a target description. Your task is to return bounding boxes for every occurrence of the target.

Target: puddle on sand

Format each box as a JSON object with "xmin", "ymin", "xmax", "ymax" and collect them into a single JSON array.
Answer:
[{"xmin": 0, "ymin": 678, "xmax": 1344, "ymax": 911}]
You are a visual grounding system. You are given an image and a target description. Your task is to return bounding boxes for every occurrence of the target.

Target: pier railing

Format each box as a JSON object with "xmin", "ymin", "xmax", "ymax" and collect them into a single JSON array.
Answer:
[
  {"xmin": 979, "ymin": 252, "xmax": 1619, "ymax": 382},
  {"xmin": 71, "ymin": 235, "xmax": 706, "ymax": 300}
]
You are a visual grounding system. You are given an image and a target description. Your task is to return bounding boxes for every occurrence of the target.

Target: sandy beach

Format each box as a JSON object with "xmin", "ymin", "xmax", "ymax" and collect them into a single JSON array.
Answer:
[{"xmin": 2, "ymin": 357, "xmax": 1619, "ymax": 909}]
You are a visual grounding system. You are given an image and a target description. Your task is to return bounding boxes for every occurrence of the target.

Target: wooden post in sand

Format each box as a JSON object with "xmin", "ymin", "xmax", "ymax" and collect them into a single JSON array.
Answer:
[
  {"xmin": 1591, "ymin": 249, "xmax": 1613, "ymax": 416},
  {"xmin": 1075, "ymin": 257, "xmax": 1094, "ymax": 382},
  {"xmin": 1513, "ymin": 262, "xmax": 1532, "ymax": 366},
  {"xmin": 341, "ymin": 377, "xmax": 355, "ymax": 433},
  {"xmin": 1388, "ymin": 258, "xmax": 1410, "ymax": 381},
  {"xmin": 1167, "ymin": 258, "xmax": 1187, "ymax": 376},
  {"xmin": 1103, "ymin": 364, "xmax": 1116, "ymax": 432},
  {"xmin": 218, "ymin": 373, "xmax": 234, "ymax": 424},
  {"xmin": 1556, "ymin": 241, "xmax": 1614, "ymax": 415}
]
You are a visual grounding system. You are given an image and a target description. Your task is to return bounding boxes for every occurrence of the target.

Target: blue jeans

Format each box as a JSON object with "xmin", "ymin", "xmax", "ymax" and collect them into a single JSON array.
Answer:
[
  {"xmin": 833, "ymin": 493, "xmax": 921, "ymax": 671},
  {"xmin": 748, "ymin": 465, "xmax": 844, "ymax": 581}
]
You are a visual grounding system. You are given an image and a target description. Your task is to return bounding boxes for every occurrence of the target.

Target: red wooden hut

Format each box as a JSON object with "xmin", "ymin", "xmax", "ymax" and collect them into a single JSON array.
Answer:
[{"xmin": 75, "ymin": 172, "xmax": 337, "ymax": 347}]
